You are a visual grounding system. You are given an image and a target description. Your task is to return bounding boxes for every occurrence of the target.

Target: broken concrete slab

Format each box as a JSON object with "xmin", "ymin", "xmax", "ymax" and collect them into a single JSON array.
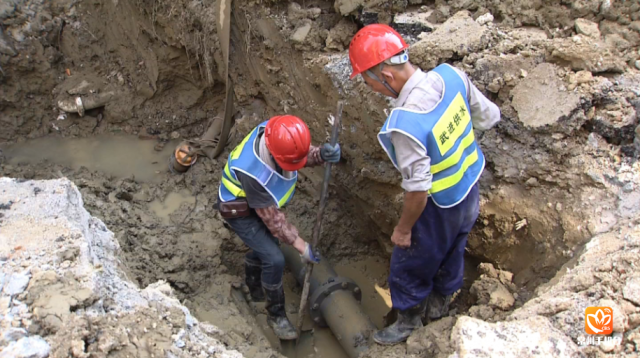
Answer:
[
  {"xmin": 0, "ymin": 336, "xmax": 50, "ymax": 358},
  {"xmin": 546, "ymin": 36, "xmax": 627, "ymax": 73},
  {"xmin": 511, "ymin": 63, "xmax": 582, "ymax": 130},
  {"xmin": 410, "ymin": 10, "xmax": 491, "ymax": 69},
  {"xmin": 450, "ymin": 316, "xmax": 582, "ymax": 358}
]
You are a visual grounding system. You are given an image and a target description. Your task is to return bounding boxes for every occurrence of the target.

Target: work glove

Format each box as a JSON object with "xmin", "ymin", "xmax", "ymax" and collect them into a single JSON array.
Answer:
[
  {"xmin": 320, "ymin": 143, "xmax": 341, "ymax": 163},
  {"xmin": 300, "ymin": 242, "xmax": 320, "ymax": 264}
]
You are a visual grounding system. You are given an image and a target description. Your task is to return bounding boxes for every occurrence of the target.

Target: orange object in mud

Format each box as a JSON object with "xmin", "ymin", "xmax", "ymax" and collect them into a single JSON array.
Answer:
[
  {"xmin": 174, "ymin": 144, "xmax": 197, "ymax": 166},
  {"xmin": 65, "ymin": 68, "xmax": 71, "ymax": 76}
]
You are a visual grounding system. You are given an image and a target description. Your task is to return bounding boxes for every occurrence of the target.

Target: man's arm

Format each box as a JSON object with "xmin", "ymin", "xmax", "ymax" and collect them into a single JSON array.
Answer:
[
  {"xmin": 305, "ymin": 145, "xmax": 324, "ymax": 167},
  {"xmin": 389, "ymin": 132, "xmax": 431, "ymax": 247},
  {"xmin": 255, "ymin": 206, "xmax": 306, "ymax": 253},
  {"xmin": 454, "ymin": 68, "xmax": 501, "ymax": 131}
]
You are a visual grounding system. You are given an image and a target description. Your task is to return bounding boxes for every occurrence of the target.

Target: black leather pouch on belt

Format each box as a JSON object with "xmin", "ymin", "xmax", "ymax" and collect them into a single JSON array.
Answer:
[{"xmin": 218, "ymin": 199, "xmax": 251, "ymax": 218}]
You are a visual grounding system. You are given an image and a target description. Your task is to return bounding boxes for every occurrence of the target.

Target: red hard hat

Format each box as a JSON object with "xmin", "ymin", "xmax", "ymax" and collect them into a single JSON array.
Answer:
[
  {"xmin": 264, "ymin": 115, "xmax": 311, "ymax": 171},
  {"xmin": 348, "ymin": 24, "xmax": 409, "ymax": 79}
]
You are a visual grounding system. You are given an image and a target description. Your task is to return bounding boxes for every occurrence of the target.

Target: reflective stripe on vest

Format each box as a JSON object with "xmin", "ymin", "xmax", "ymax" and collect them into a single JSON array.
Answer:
[
  {"xmin": 218, "ymin": 121, "xmax": 298, "ymax": 208},
  {"xmin": 377, "ymin": 63, "xmax": 485, "ymax": 208}
]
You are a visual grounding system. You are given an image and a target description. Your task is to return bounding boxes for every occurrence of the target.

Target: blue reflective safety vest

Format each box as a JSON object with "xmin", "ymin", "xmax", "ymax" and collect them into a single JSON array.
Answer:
[
  {"xmin": 218, "ymin": 121, "xmax": 297, "ymax": 208},
  {"xmin": 377, "ymin": 63, "xmax": 485, "ymax": 208}
]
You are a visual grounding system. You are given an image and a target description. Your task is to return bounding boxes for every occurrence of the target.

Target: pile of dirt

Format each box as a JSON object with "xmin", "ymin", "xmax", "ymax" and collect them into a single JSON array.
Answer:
[
  {"xmin": 0, "ymin": 177, "xmax": 281, "ymax": 358},
  {"xmin": 1, "ymin": 0, "xmax": 640, "ymax": 356}
]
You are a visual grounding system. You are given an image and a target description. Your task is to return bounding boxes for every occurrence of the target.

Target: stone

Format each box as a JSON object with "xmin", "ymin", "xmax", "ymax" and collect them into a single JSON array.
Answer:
[
  {"xmin": 470, "ymin": 277, "xmax": 515, "ymax": 310},
  {"xmin": 623, "ymin": 275, "xmax": 640, "ymax": 306},
  {"xmin": 547, "ymin": 36, "xmax": 627, "ymax": 73},
  {"xmin": 325, "ymin": 19, "xmax": 358, "ymax": 51},
  {"xmin": 4, "ymin": 271, "xmax": 31, "ymax": 296},
  {"xmin": 476, "ymin": 12, "xmax": 494, "ymax": 25},
  {"xmin": 1, "ymin": 328, "xmax": 27, "ymax": 344},
  {"xmin": 291, "ymin": 22, "xmax": 312, "ymax": 44},
  {"xmin": 598, "ymin": 299, "xmax": 627, "ymax": 332},
  {"xmin": 450, "ymin": 316, "xmax": 580, "ymax": 357},
  {"xmin": 0, "ymin": 0, "xmax": 16, "ymax": 20},
  {"xmin": 410, "ymin": 11, "xmax": 490, "ymax": 69},
  {"xmin": 477, "ymin": 263, "xmax": 498, "ymax": 278},
  {"xmin": 511, "ymin": 63, "xmax": 581, "ymax": 129},
  {"xmin": 575, "ymin": 18, "xmax": 601, "ymax": 38},
  {"xmin": 0, "ymin": 28, "xmax": 17, "ymax": 56},
  {"xmin": 468, "ymin": 305, "xmax": 495, "ymax": 320},
  {"xmin": 635, "ymin": 60, "xmax": 640, "ymax": 70},
  {"xmin": 406, "ymin": 316, "xmax": 455, "ymax": 355},
  {"xmin": 0, "ymin": 336, "xmax": 51, "ymax": 358}
]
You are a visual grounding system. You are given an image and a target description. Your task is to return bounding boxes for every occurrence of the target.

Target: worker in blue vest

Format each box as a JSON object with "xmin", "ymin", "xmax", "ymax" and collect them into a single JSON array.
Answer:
[
  {"xmin": 217, "ymin": 115, "xmax": 340, "ymax": 340},
  {"xmin": 348, "ymin": 24, "xmax": 501, "ymax": 345}
]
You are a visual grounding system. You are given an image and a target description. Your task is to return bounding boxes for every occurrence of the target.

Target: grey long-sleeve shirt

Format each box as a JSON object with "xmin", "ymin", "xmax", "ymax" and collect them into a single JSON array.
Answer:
[{"xmin": 390, "ymin": 67, "xmax": 501, "ymax": 192}]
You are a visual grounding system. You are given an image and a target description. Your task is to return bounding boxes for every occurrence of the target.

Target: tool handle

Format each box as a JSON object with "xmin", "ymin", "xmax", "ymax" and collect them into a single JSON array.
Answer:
[{"xmin": 295, "ymin": 100, "xmax": 343, "ymax": 343}]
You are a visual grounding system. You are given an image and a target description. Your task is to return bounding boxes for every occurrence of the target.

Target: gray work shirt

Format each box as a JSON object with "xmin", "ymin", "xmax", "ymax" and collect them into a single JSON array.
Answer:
[{"xmin": 390, "ymin": 67, "xmax": 501, "ymax": 192}]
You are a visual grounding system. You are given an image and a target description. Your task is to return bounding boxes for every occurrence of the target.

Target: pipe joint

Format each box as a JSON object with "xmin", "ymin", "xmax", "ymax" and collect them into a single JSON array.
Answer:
[{"xmin": 309, "ymin": 276, "xmax": 362, "ymax": 327}]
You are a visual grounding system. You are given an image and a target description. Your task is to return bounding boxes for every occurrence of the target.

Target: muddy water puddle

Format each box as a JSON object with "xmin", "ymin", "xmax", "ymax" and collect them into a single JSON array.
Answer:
[
  {"xmin": 149, "ymin": 189, "xmax": 196, "ymax": 224},
  {"xmin": 1, "ymin": 135, "xmax": 178, "ymax": 183}
]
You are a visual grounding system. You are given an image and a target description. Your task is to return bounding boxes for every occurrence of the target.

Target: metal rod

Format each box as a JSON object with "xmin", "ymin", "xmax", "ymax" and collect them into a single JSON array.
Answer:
[{"xmin": 295, "ymin": 101, "xmax": 343, "ymax": 342}]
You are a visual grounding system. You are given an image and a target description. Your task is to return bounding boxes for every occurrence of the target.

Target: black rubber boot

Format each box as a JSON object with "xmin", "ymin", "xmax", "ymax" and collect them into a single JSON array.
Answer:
[
  {"xmin": 264, "ymin": 284, "xmax": 297, "ymax": 340},
  {"xmin": 245, "ymin": 260, "xmax": 265, "ymax": 302},
  {"xmin": 426, "ymin": 292, "xmax": 452, "ymax": 321},
  {"xmin": 373, "ymin": 299, "xmax": 427, "ymax": 345}
]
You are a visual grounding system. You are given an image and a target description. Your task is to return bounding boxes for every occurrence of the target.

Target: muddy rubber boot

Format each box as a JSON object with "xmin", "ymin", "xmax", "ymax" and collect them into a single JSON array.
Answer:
[
  {"xmin": 245, "ymin": 261, "xmax": 265, "ymax": 302},
  {"xmin": 264, "ymin": 284, "xmax": 297, "ymax": 340},
  {"xmin": 373, "ymin": 299, "xmax": 427, "ymax": 345},
  {"xmin": 426, "ymin": 292, "xmax": 452, "ymax": 321}
]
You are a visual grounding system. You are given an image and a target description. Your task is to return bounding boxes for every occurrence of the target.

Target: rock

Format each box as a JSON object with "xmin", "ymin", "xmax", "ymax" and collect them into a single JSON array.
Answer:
[
  {"xmin": 325, "ymin": 19, "xmax": 358, "ymax": 51},
  {"xmin": 450, "ymin": 316, "xmax": 580, "ymax": 357},
  {"xmin": 291, "ymin": 21, "xmax": 312, "ymax": 44},
  {"xmin": 511, "ymin": 63, "xmax": 582, "ymax": 129},
  {"xmin": 547, "ymin": 36, "xmax": 627, "ymax": 73},
  {"xmin": 623, "ymin": 275, "xmax": 640, "ymax": 306},
  {"xmin": 1, "ymin": 328, "xmax": 27, "ymax": 344},
  {"xmin": 406, "ymin": 316, "xmax": 455, "ymax": 356},
  {"xmin": 498, "ymin": 270, "xmax": 513, "ymax": 283},
  {"xmin": 470, "ymin": 277, "xmax": 515, "ymax": 310},
  {"xmin": 468, "ymin": 305, "xmax": 495, "ymax": 320},
  {"xmin": 334, "ymin": 0, "xmax": 375, "ymax": 16},
  {"xmin": 599, "ymin": 299, "xmax": 627, "ymax": 333},
  {"xmin": 0, "ymin": 0, "xmax": 16, "ymax": 20},
  {"xmin": 410, "ymin": 11, "xmax": 490, "ymax": 69},
  {"xmin": 170, "ymin": 131, "xmax": 180, "ymax": 139},
  {"xmin": 287, "ymin": 2, "xmax": 321, "ymax": 25},
  {"xmin": 0, "ymin": 336, "xmax": 51, "ymax": 358},
  {"xmin": 4, "ymin": 271, "xmax": 31, "ymax": 296},
  {"xmin": 0, "ymin": 28, "xmax": 17, "ymax": 57},
  {"xmin": 476, "ymin": 12, "xmax": 494, "ymax": 25},
  {"xmin": 478, "ymin": 262, "xmax": 498, "ymax": 278},
  {"xmin": 635, "ymin": 60, "xmax": 640, "ymax": 70},
  {"xmin": 575, "ymin": 18, "xmax": 601, "ymax": 38}
]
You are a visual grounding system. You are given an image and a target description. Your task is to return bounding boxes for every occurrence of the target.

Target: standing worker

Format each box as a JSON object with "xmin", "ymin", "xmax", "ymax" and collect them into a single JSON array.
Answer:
[
  {"xmin": 347, "ymin": 24, "xmax": 501, "ymax": 345},
  {"xmin": 216, "ymin": 115, "xmax": 341, "ymax": 340}
]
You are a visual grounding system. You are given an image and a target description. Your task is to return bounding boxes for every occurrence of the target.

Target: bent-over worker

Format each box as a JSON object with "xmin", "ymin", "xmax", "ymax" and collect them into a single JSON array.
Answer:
[
  {"xmin": 347, "ymin": 24, "xmax": 501, "ymax": 345},
  {"xmin": 216, "ymin": 115, "xmax": 341, "ymax": 340}
]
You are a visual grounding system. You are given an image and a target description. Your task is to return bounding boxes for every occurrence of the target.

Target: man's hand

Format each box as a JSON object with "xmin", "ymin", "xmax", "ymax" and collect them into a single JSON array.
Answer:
[
  {"xmin": 391, "ymin": 226, "xmax": 412, "ymax": 248},
  {"xmin": 294, "ymin": 237, "xmax": 320, "ymax": 264},
  {"xmin": 320, "ymin": 143, "xmax": 341, "ymax": 163}
]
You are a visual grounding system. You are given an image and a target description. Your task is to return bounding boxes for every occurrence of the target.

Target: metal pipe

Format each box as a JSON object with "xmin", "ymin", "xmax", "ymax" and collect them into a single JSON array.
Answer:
[{"xmin": 281, "ymin": 245, "xmax": 375, "ymax": 358}]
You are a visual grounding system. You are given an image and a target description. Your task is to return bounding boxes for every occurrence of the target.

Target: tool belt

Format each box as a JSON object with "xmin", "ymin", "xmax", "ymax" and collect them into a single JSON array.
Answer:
[{"xmin": 218, "ymin": 198, "xmax": 250, "ymax": 219}]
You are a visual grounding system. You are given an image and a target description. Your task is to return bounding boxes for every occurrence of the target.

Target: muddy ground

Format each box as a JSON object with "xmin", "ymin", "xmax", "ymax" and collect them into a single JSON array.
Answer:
[{"xmin": 1, "ymin": 0, "xmax": 640, "ymax": 356}]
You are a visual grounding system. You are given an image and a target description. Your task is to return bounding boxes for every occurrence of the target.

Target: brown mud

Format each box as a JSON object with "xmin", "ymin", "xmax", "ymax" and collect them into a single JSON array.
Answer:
[{"xmin": 1, "ymin": 0, "xmax": 640, "ymax": 356}]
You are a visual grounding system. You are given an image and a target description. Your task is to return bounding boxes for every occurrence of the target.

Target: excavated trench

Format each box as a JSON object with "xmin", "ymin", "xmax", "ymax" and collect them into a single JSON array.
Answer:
[{"xmin": 1, "ymin": 0, "xmax": 639, "ymax": 356}]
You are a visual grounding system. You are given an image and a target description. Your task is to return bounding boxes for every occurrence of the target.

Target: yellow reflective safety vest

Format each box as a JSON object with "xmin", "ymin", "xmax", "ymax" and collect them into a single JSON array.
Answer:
[
  {"xmin": 377, "ymin": 63, "xmax": 485, "ymax": 208},
  {"xmin": 218, "ymin": 121, "xmax": 298, "ymax": 208}
]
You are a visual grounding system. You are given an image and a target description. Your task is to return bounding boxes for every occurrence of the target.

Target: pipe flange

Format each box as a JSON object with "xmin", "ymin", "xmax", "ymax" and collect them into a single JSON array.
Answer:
[
  {"xmin": 75, "ymin": 97, "xmax": 85, "ymax": 117},
  {"xmin": 309, "ymin": 276, "xmax": 362, "ymax": 327}
]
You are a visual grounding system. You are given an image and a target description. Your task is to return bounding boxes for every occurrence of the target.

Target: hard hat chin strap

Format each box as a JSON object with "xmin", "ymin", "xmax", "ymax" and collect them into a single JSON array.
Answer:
[
  {"xmin": 366, "ymin": 63, "xmax": 399, "ymax": 98},
  {"xmin": 364, "ymin": 50, "xmax": 409, "ymax": 98}
]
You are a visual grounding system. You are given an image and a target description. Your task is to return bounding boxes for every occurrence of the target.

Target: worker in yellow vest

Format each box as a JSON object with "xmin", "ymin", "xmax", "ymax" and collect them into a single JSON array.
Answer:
[
  {"xmin": 216, "ymin": 115, "xmax": 340, "ymax": 340},
  {"xmin": 348, "ymin": 24, "xmax": 501, "ymax": 345}
]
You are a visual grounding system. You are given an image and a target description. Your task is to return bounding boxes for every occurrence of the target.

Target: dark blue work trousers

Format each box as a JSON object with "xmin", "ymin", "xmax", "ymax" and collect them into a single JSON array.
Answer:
[
  {"xmin": 223, "ymin": 212, "xmax": 285, "ymax": 290},
  {"xmin": 389, "ymin": 183, "xmax": 480, "ymax": 311}
]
